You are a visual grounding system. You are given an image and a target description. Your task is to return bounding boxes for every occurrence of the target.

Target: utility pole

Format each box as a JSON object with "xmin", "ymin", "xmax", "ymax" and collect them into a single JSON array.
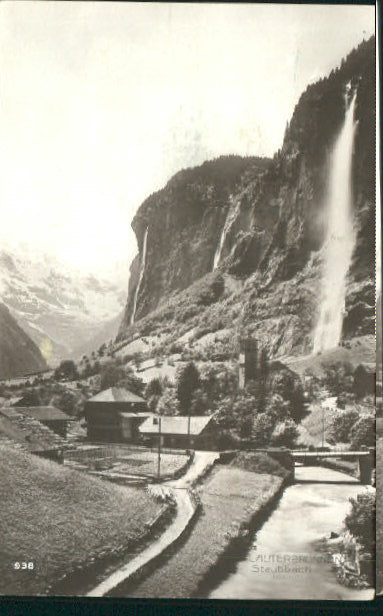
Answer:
[
  {"xmin": 187, "ymin": 414, "xmax": 191, "ymax": 450},
  {"xmin": 157, "ymin": 416, "xmax": 162, "ymax": 479},
  {"xmin": 322, "ymin": 405, "xmax": 325, "ymax": 449}
]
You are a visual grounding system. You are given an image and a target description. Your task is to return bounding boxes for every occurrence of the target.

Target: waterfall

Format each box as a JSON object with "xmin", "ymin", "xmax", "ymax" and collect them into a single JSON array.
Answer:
[
  {"xmin": 130, "ymin": 226, "xmax": 148, "ymax": 325},
  {"xmin": 313, "ymin": 87, "xmax": 357, "ymax": 353},
  {"xmin": 213, "ymin": 199, "xmax": 239, "ymax": 270}
]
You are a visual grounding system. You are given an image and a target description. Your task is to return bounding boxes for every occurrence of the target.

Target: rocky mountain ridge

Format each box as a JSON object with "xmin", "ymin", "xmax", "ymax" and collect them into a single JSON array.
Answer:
[
  {"xmin": 0, "ymin": 248, "xmax": 126, "ymax": 364},
  {"xmin": 118, "ymin": 37, "xmax": 375, "ymax": 360}
]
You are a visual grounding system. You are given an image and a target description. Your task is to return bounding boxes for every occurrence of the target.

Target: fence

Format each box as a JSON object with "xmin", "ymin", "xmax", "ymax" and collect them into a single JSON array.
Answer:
[{"xmin": 64, "ymin": 443, "xmax": 189, "ymax": 464}]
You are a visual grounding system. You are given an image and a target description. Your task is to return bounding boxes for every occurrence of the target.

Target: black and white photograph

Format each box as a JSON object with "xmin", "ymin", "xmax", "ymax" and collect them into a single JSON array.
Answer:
[{"xmin": 0, "ymin": 1, "xmax": 378, "ymax": 601}]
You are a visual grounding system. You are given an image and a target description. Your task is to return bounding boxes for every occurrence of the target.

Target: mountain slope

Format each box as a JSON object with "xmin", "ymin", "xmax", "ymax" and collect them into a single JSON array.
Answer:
[
  {"xmin": 0, "ymin": 303, "xmax": 47, "ymax": 378},
  {"xmin": 0, "ymin": 249, "xmax": 127, "ymax": 363},
  {"xmin": 118, "ymin": 37, "xmax": 375, "ymax": 359}
]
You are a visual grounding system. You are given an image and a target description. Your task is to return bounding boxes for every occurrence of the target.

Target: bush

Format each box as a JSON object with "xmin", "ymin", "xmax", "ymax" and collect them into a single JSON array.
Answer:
[
  {"xmin": 270, "ymin": 419, "xmax": 299, "ymax": 448},
  {"xmin": 145, "ymin": 378, "xmax": 163, "ymax": 398},
  {"xmin": 232, "ymin": 451, "xmax": 290, "ymax": 478},
  {"xmin": 156, "ymin": 388, "xmax": 180, "ymax": 416},
  {"xmin": 345, "ymin": 492, "xmax": 375, "ymax": 554},
  {"xmin": 54, "ymin": 360, "xmax": 79, "ymax": 382},
  {"xmin": 100, "ymin": 362, "xmax": 126, "ymax": 390},
  {"xmin": 330, "ymin": 408, "xmax": 359, "ymax": 443},
  {"xmin": 350, "ymin": 414, "xmax": 375, "ymax": 449}
]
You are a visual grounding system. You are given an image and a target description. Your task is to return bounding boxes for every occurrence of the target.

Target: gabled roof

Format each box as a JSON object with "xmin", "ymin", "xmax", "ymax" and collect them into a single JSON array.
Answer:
[
  {"xmin": 139, "ymin": 415, "xmax": 213, "ymax": 436},
  {"xmin": 14, "ymin": 406, "xmax": 70, "ymax": 421},
  {"xmin": 0, "ymin": 408, "xmax": 65, "ymax": 453},
  {"xmin": 89, "ymin": 387, "xmax": 146, "ymax": 404}
]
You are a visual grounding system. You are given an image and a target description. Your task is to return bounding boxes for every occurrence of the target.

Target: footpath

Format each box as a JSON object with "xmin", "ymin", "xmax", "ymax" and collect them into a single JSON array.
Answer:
[{"xmin": 86, "ymin": 451, "xmax": 219, "ymax": 597}]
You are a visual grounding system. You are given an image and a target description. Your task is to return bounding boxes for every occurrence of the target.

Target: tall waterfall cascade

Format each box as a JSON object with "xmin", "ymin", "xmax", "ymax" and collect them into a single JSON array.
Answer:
[
  {"xmin": 130, "ymin": 226, "xmax": 148, "ymax": 325},
  {"xmin": 213, "ymin": 198, "xmax": 239, "ymax": 270},
  {"xmin": 313, "ymin": 85, "xmax": 357, "ymax": 353}
]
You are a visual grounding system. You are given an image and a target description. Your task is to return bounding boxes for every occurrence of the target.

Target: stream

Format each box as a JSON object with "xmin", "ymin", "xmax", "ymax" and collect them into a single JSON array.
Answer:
[{"xmin": 209, "ymin": 466, "xmax": 374, "ymax": 600}]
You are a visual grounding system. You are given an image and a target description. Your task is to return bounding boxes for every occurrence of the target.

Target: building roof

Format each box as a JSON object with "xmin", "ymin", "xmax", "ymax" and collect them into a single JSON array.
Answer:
[
  {"xmin": 89, "ymin": 387, "xmax": 146, "ymax": 404},
  {"xmin": 0, "ymin": 407, "xmax": 65, "ymax": 453},
  {"xmin": 14, "ymin": 406, "xmax": 70, "ymax": 421},
  {"xmin": 139, "ymin": 415, "xmax": 213, "ymax": 436},
  {"xmin": 119, "ymin": 412, "xmax": 153, "ymax": 419},
  {"xmin": 0, "ymin": 396, "xmax": 23, "ymax": 407}
]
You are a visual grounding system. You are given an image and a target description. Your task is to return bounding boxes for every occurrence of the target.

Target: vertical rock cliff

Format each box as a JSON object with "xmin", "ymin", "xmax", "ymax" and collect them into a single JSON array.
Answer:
[{"xmin": 119, "ymin": 37, "xmax": 375, "ymax": 358}]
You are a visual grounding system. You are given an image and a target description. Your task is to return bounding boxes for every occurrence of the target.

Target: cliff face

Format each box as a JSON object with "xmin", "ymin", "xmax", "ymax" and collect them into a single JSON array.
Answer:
[
  {"xmin": 0, "ymin": 303, "xmax": 47, "ymax": 378},
  {"xmin": 119, "ymin": 37, "xmax": 375, "ymax": 357},
  {"xmin": 122, "ymin": 156, "xmax": 271, "ymax": 324}
]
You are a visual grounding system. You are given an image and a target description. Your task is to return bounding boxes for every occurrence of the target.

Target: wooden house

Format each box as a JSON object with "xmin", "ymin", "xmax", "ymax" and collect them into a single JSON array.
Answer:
[
  {"xmin": 14, "ymin": 406, "xmax": 71, "ymax": 438},
  {"xmin": 139, "ymin": 415, "xmax": 214, "ymax": 449},
  {"xmin": 84, "ymin": 387, "xmax": 150, "ymax": 443},
  {"xmin": 0, "ymin": 407, "xmax": 65, "ymax": 462}
]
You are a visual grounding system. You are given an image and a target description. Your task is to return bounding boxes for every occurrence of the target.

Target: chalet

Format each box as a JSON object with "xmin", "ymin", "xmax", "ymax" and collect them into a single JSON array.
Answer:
[
  {"xmin": 139, "ymin": 415, "xmax": 214, "ymax": 449},
  {"xmin": 84, "ymin": 387, "xmax": 150, "ymax": 443},
  {"xmin": 13, "ymin": 406, "xmax": 71, "ymax": 438},
  {"xmin": 0, "ymin": 407, "xmax": 65, "ymax": 462}
]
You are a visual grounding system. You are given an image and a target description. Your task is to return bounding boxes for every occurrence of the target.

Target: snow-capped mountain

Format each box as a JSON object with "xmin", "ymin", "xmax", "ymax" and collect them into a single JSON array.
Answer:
[{"xmin": 0, "ymin": 248, "xmax": 128, "ymax": 365}]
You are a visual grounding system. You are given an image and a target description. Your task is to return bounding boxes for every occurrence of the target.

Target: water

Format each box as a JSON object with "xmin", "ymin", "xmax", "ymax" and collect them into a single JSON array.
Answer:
[
  {"xmin": 313, "ymin": 88, "xmax": 357, "ymax": 353},
  {"xmin": 130, "ymin": 227, "xmax": 148, "ymax": 325},
  {"xmin": 209, "ymin": 466, "xmax": 373, "ymax": 600},
  {"xmin": 213, "ymin": 200, "xmax": 239, "ymax": 270}
]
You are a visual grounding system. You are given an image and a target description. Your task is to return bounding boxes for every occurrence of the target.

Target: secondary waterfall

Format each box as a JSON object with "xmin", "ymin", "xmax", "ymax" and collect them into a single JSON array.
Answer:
[
  {"xmin": 213, "ymin": 199, "xmax": 239, "ymax": 270},
  {"xmin": 130, "ymin": 226, "xmax": 148, "ymax": 325},
  {"xmin": 313, "ymin": 87, "xmax": 357, "ymax": 353}
]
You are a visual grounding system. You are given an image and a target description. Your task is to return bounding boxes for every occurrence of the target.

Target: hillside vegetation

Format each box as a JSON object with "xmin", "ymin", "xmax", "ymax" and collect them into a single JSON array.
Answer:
[
  {"xmin": 0, "ymin": 303, "xmax": 47, "ymax": 379},
  {"xmin": 0, "ymin": 445, "xmax": 166, "ymax": 596}
]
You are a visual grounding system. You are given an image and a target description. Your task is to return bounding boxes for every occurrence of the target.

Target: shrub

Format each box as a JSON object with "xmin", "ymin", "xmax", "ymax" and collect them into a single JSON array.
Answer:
[
  {"xmin": 330, "ymin": 408, "xmax": 359, "ymax": 443},
  {"xmin": 232, "ymin": 451, "xmax": 290, "ymax": 478},
  {"xmin": 146, "ymin": 378, "xmax": 163, "ymax": 398},
  {"xmin": 53, "ymin": 360, "xmax": 79, "ymax": 381},
  {"xmin": 157, "ymin": 388, "xmax": 180, "ymax": 416},
  {"xmin": 270, "ymin": 419, "xmax": 299, "ymax": 448},
  {"xmin": 100, "ymin": 363, "xmax": 126, "ymax": 390},
  {"xmin": 345, "ymin": 492, "xmax": 375, "ymax": 554},
  {"xmin": 350, "ymin": 414, "xmax": 375, "ymax": 449}
]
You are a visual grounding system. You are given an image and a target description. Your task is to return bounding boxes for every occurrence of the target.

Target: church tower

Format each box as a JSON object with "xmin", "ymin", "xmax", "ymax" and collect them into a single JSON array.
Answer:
[{"xmin": 239, "ymin": 336, "xmax": 258, "ymax": 389}]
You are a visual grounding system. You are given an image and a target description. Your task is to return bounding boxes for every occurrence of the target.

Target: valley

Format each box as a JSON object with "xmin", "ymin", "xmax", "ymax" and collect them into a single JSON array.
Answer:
[{"xmin": 0, "ymin": 33, "xmax": 377, "ymax": 600}]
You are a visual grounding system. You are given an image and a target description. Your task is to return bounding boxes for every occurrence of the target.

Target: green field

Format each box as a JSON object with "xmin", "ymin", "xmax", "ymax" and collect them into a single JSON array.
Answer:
[
  {"xmin": 124, "ymin": 464, "xmax": 283, "ymax": 598},
  {"xmin": 0, "ymin": 444, "xmax": 167, "ymax": 596}
]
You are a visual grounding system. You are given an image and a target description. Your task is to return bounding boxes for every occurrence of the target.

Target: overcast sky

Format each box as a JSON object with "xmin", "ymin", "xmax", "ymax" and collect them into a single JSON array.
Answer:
[{"xmin": 0, "ymin": 2, "xmax": 375, "ymax": 279}]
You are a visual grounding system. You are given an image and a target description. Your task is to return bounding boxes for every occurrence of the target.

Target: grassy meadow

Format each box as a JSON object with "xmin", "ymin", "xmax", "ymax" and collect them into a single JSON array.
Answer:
[{"xmin": 0, "ymin": 444, "xmax": 167, "ymax": 596}]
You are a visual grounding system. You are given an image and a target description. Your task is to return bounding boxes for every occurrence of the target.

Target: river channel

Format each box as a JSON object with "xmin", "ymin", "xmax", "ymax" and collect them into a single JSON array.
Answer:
[{"xmin": 209, "ymin": 466, "xmax": 374, "ymax": 600}]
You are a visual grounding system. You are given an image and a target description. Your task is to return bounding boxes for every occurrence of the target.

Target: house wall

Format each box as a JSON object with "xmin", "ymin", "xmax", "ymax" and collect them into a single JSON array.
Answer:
[
  {"xmin": 85, "ymin": 401, "xmax": 148, "ymax": 443},
  {"xmin": 141, "ymin": 425, "xmax": 215, "ymax": 450}
]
